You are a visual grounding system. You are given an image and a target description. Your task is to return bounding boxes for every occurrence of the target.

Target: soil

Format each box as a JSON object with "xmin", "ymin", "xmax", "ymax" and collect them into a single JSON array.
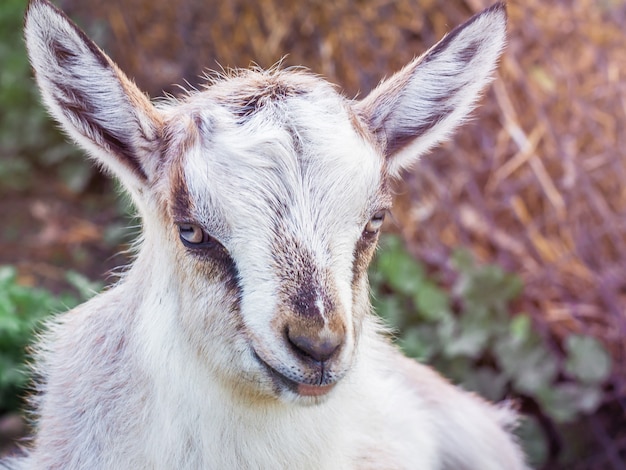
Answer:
[{"xmin": 0, "ymin": 171, "xmax": 130, "ymax": 294}]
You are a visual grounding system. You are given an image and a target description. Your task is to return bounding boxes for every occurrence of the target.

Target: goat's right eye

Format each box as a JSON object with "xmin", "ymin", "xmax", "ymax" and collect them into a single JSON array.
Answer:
[{"xmin": 178, "ymin": 224, "xmax": 205, "ymax": 245}]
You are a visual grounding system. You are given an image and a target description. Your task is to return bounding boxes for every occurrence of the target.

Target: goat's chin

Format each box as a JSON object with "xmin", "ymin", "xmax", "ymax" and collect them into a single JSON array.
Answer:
[
  {"xmin": 249, "ymin": 350, "xmax": 348, "ymax": 406},
  {"xmin": 280, "ymin": 387, "xmax": 336, "ymax": 406}
]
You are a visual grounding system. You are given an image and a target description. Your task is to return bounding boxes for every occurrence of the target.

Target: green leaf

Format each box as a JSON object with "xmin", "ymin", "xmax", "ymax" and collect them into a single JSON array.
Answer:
[
  {"xmin": 374, "ymin": 235, "xmax": 425, "ymax": 296},
  {"xmin": 510, "ymin": 314, "xmax": 532, "ymax": 344},
  {"xmin": 453, "ymin": 256, "xmax": 523, "ymax": 316},
  {"xmin": 399, "ymin": 325, "xmax": 439, "ymax": 361},
  {"xmin": 451, "ymin": 249, "xmax": 474, "ymax": 274},
  {"xmin": 495, "ymin": 335, "xmax": 558, "ymax": 394},
  {"xmin": 564, "ymin": 335, "xmax": 612, "ymax": 385},
  {"xmin": 433, "ymin": 355, "xmax": 474, "ymax": 384},
  {"xmin": 537, "ymin": 383, "xmax": 603, "ymax": 423},
  {"xmin": 0, "ymin": 265, "xmax": 17, "ymax": 287},
  {"xmin": 372, "ymin": 294, "xmax": 406, "ymax": 328},
  {"xmin": 0, "ymin": 313, "xmax": 21, "ymax": 337},
  {"xmin": 413, "ymin": 282, "xmax": 451, "ymax": 322},
  {"xmin": 441, "ymin": 311, "xmax": 491, "ymax": 359},
  {"xmin": 461, "ymin": 366, "xmax": 508, "ymax": 402}
]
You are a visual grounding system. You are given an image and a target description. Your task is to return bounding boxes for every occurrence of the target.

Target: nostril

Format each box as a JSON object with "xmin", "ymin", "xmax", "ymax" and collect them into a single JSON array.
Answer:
[{"xmin": 286, "ymin": 330, "xmax": 343, "ymax": 363}]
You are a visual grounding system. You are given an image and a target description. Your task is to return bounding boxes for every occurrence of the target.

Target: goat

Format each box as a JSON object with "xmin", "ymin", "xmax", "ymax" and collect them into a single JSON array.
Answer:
[{"xmin": 3, "ymin": 0, "xmax": 527, "ymax": 468}]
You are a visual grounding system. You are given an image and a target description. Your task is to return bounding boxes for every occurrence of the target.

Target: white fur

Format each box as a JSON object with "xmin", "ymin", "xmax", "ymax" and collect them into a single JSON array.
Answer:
[{"xmin": 3, "ymin": 1, "xmax": 527, "ymax": 469}]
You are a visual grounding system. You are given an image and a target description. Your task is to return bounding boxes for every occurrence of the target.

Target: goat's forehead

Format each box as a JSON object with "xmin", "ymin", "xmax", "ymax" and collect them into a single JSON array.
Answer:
[{"xmin": 164, "ymin": 72, "xmax": 386, "ymax": 238}]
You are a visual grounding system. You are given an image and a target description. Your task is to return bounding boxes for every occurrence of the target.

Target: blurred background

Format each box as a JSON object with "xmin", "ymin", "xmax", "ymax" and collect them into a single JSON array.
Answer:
[{"xmin": 1, "ymin": 0, "xmax": 625, "ymax": 468}]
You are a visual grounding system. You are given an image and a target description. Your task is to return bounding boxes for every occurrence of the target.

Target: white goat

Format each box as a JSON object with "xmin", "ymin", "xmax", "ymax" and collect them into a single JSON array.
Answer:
[{"xmin": 3, "ymin": 0, "xmax": 527, "ymax": 468}]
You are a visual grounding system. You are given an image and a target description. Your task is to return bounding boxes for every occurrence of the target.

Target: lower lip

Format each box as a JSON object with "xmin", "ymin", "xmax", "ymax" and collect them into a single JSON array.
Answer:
[
  {"xmin": 253, "ymin": 352, "xmax": 337, "ymax": 397},
  {"xmin": 297, "ymin": 382, "xmax": 336, "ymax": 397}
]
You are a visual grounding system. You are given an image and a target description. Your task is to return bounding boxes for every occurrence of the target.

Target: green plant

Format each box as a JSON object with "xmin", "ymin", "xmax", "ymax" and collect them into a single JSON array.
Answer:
[
  {"xmin": 0, "ymin": 0, "xmax": 90, "ymax": 192},
  {"xmin": 370, "ymin": 234, "xmax": 612, "ymax": 467},
  {"xmin": 0, "ymin": 266, "xmax": 101, "ymax": 413}
]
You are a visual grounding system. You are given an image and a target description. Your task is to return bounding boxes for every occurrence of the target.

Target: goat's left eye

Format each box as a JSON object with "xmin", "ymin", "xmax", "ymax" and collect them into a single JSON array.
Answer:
[
  {"xmin": 364, "ymin": 211, "xmax": 386, "ymax": 235},
  {"xmin": 178, "ymin": 224, "xmax": 206, "ymax": 245}
]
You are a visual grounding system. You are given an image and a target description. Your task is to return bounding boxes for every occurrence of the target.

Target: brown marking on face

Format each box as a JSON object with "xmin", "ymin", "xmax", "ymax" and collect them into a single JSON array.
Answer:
[
  {"xmin": 352, "ymin": 180, "xmax": 392, "ymax": 293},
  {"xmin": 175, "ymin": 225, "xmax": 242, "ymax": 322},
  {"xmin": 272, "ymin": 232, "xmax": 325, "ymax": 328},
  {"xmin": 271, "ymin": 226, "xmax": 346, "ymax": 344},
  {"xmin": 168, "ymin": 187, "xmax": 239, "ymax": 293},
  {"xmin": 351, "ymin": 234, "xmax": 377, "ymax": 292},
  {"xmin": 213, "ymin": 75, "xmax": 308, "ymax": 123},
  {"xmin": 348, "ymin": 107, "xmax": 380, "ymax": 150},
  {"xmin": 160, "ymin": 111, "xmax": 205, "ymax": 215},
  {"xmin": 163, "ymin": 130, "xmax": 241, "ymax": 296},
  {"xmin": 166, "ymin": 142, "xmax": 194, "ymax": 223}
]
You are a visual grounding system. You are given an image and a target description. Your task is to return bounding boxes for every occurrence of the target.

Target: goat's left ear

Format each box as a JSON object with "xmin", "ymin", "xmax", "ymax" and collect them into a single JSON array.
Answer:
[
  {"xmin": 355, "ymin": 3, "xmax": 507, "ymax": 178},
  {"xmin": 24, "ymin": 0, "xmax": 163, "ymax": 197}
]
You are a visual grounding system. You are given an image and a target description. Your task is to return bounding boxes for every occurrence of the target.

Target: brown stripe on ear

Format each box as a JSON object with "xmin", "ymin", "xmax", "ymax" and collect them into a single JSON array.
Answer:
[
  {"xmin": 50, "ymin": 79, "xmax": 149, "ymax": 181},
  {"xmin": 455, "ymin": 40, "xmax": 481, "ymax": 63},
  {"xmin": 423, "ymin": 2, "xmax": 506, "ymax": 65},
  {"xmin": 382, "ymin": 112, "xmax": 446, "ymax": 158},
  {"xmin": 37, "ymin": 1, "xmax": 159, "ymax": 182},
  {"xmin": 50, "ymin": 38, "xmax": 78, "ymax": 66},
  {"xmin": 36, "ymin": 0, "xmax": 111, "ymax": 70},
  {"xmin": 355, "ymin": 66, "xmax": 414, "ymax": 156},
  {"xmin": 62, "ymin": 2, "xmax": 164, "ymax": 177},
  {"xmin": 26, "ymin": 0, "xmax": 167, "ymax": 189},
  {"xmin": 112, "ymin": 60, "xmax": 164, "ymax": 143}
]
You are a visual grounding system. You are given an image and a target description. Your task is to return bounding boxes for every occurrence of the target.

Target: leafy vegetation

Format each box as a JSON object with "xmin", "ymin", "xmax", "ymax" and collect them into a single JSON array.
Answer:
[
  {"xmin": 0, "ymin": 266, "xmax": 101, "ymax": 414},
  {"xmin": 370, "ymin": 234, "xmax": 612, "ymax": 468}
]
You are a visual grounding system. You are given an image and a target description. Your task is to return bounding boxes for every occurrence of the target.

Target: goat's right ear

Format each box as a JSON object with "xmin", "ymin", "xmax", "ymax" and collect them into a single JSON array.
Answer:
[{"xmin": 24, "ymin": 0, "xmax": 163, "ymax": 196}]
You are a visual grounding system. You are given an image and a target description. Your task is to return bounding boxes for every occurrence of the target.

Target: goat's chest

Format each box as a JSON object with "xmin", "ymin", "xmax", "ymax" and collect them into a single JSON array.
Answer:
[
  {"xmin": 136, "ymin": 405, "xmax": 355, "ymax": 470},
  {"xmin": 134, "ymin": 390, "xmax": 437, "ymax": 470}
]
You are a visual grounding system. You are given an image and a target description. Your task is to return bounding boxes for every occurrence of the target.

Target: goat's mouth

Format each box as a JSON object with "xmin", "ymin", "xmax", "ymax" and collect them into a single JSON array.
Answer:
[{"xmin": 252, "ymin": 351, "xmax": 337, "ymax": 398}]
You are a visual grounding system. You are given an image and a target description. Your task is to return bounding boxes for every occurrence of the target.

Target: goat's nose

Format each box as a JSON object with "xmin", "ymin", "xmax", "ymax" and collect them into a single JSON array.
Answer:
[{"xmin": 286, "ymin": 330, "xmax": 343, "ymax": 363}]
